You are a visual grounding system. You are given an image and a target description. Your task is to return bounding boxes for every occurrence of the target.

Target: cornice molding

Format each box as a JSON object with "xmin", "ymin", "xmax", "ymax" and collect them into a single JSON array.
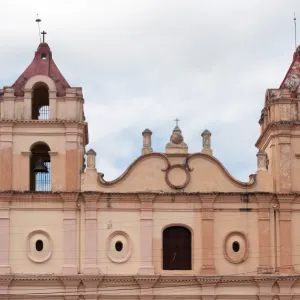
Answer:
[
  {"xmin": 2, "ymin": 274, "xmax": 300, "ymax": 286},
  {"xmin": 256, "ymin": 121, "xmax": 300, "ymax": 148}
]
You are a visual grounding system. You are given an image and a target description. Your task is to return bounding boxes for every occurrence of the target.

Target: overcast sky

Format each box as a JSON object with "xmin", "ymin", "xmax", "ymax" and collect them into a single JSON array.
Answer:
[{"xmin": 0, "ymin": 0, "xmax": 299, "ymax": 181}]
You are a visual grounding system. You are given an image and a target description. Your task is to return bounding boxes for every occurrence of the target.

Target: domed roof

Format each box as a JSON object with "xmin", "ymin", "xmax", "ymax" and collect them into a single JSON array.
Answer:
[
  {"xmin": 11, "ymin": 43, "xmax": 70, "ymax": 96},
  {"xmin": 280, "ymin": 45, "xmax": 300, "ymax": 92}
]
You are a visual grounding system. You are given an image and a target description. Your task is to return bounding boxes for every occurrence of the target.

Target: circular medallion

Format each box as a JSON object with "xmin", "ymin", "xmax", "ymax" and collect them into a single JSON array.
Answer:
[
  {"xmin": 223, "ymin": 231, "xmax": 248, "ymax": 264},
  {"xmin": 27, "ymin": 230, "xmax": 52, "ymax": 263},
  {"xmin": 165, "ymin": 165, "xmax": 190, "ymax": 189},
  {"xmin": 106, "ymin": 231, "xmax": 132, "ymax": 263}
]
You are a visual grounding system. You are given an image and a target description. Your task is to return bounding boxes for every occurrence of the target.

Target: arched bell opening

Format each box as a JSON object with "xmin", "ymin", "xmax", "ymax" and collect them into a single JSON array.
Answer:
[
  {"xmin": 32, "ymin": 82, "xmax": 49, "ymax": 120},
  {"xmin": 30, "ymin": 142, "xmax": 51, "ymax": 192}
]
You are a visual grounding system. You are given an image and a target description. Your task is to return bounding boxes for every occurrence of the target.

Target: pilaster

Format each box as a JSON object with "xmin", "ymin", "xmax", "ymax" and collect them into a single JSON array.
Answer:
[
  {"xmin": 0, "ymin": 123, "xmax": 13, "ymax": 191},
  {"xmin": 23, "ymin": 89, "xmax": 32, "ymax": 119},
  {"xmin": 0, "ymin": 196, "xmax": 11, "ymax": 274},
  {"xmin": 278, "ymin": 134, "xmax": 292, "ymax": 193},
  {"xmin": 2, "ymin": 88, "xmax": 15, "ymax": 119},
  {"xmin": 49, "ymin": 89, "xmax": 57, "ymax": 119},
  {"xmin": 83, "ymin": 193, "xmax": 100, "ymax": 274},
  {"xmin": 65, "ymin": 124, "xmax": 80, "ymax": 192},
  {"xmin": 277, "ymin": 195, "xmax": 295, "ymax": 274},
  {"xmin": 20, "ymin": 151, "xmax": 31, "ymax": 191},
  {"xmin": 138, "ymin": 194, "xmax": 155, "ymax": 275},
  {"xmin": 200, "ymin": 195, "xmax": 216, "ymax": 274},
  {"xmin": 61, "ymin": 193, "xmax": 79, "ymax": 275},
  {"xmin": 256, "ymin": 194, "xmax": 273, "ymax": 274},
  {"xmin": 49, "ymin": 151, "xmax": 58, "ymax": 191}
]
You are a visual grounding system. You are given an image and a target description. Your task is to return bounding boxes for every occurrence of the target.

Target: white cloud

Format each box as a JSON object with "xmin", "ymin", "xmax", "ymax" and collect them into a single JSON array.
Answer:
[{"xmin": 0, "ymin": 0, "xmax": 299, "ymax": 181}]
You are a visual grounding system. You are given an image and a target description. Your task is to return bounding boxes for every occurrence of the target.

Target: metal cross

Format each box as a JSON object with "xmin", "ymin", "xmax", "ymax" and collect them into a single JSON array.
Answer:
[
  {"xmin": 41, "ymin": 30, "xmax": 47, "ymax": 43},
  {"xmin": 174, "ymin": 118, "xmax": 180, "ymax": 126}
]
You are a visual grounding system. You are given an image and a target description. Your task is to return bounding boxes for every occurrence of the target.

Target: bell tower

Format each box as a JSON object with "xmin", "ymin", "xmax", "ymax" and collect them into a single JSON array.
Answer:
[
  {"xmin": 256, "ymin": 46, "xmax": 300, "ymax": 192},
  {"xmin": 0, "ymin": 42, "xmax": 88, "ymax": 192}
]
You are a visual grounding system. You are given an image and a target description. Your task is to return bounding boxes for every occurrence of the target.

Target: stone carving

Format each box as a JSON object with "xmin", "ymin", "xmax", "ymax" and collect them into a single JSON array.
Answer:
[
  {"xmin": 291, "ymin": 104, "xmax": 297, "ymax": 120},
  {"xmin": 165, "ymin": 126, "xmax": 188, "ymax": 154},
  {"xmin": 279, "ymin": 144, "xmax": 291, "ymax": 191},
  {"xmin": 87, "ymin": 149, "xmax": 96, "ymax": 169},
  {"xmin": 170, "ymin": 126, "xmax": 184, "ymax": 144},
  {"xmin": 142, "ymin": 129, "xmax": 153, "ymax": 155},
  {"xmin": 165, "ymin": 164, "xmax": 190, "ymax": 189},
  {"xmin": 282, "ymin": 62, "xmax": 300, "ymax": 92},
  {"xmin": 201, "ymin": 130, "xmax": 212, "ymax": 155},
  {"xmin": 257, "ymin": 149, "xmax": 268, "ymax": 171},
  {"xmin": 265, "ymin": 89, "xmax": 280, "ymax": 104},
  {"xmin": 280, "ymin": 104, "xmax": 290, "ymax": 121}
]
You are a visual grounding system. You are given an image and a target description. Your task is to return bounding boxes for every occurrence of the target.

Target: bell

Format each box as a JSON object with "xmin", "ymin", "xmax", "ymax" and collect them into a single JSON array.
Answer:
[{"xmin": 33, "ymin": 157, "xmax": 48, "ymax": 173}]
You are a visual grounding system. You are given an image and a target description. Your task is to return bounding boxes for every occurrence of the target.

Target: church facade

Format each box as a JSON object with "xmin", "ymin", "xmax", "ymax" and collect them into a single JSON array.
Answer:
[{"xmin": 0, "ymin": 41, "xmax": 300, "ymax": 300}]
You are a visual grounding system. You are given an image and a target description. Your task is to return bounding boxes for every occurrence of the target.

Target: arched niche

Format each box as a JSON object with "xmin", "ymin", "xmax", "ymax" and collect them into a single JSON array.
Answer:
[
  {"xmin": 24, "ymin": 75, "xmax": 56, "ymax": 91},
  {"xmin": 29, "ymin": 142, "xmax": 51, "ymax": 192},
  {"xmin": 24, "ymin": 75, "xmax": 57, "ymax": 120}
]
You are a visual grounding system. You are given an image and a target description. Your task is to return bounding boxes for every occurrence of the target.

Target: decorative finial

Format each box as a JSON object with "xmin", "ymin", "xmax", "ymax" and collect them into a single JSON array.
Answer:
[
  {"xmin": 142, "ymin": 129, "xmax": 153, "ymax": 155},
  {"xmin": 35, "ymin": 14, "xmax": 42, "ymax": 43},
  {"xmin": 87, "ymin": 149, "xmax": 97, "ymax": 169},
  {"xmin": 41, "ymin": 30, "xmax": 47, "ymax": 43},
  {"xmin": 257, "ymin": 149, "xmax": 268, "ymax": 171},
  {"xmin": 201, "ymin": 129, "xmax": 213, "ymax": 156},
  {"xmin": 174, "ymin": 118, "xmax": 180, "ymax": 127}
]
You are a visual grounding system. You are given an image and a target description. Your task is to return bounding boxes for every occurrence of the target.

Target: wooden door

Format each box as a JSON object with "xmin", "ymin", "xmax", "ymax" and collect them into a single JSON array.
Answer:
[{"xmin": 163, "ymin": 226, "xmax": 191, "ymax": 270}]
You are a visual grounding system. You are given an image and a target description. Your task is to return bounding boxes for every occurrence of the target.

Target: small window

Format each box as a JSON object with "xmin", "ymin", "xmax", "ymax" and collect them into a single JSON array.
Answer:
[
  {"xmin": 41, "ymin": 53, "xmax": 47, "ymax": 60},
  {"xmin": 232, "ymin": 241, "xmax": 240, "ymax": 252},
  {"xmin": 36, "ymin": 240, "xmax": 43, "ymax": 252},
  {"xmin": 115, "ymin": 241, "xmax": 123, "ymax": 252},
  {"xmin": 163, "ymin": 226, "xmax": 192, "ymax": 270}
]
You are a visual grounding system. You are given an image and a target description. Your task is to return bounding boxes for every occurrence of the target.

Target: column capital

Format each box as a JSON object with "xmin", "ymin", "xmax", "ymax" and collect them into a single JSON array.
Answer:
[
  {"xmin": 83, "ymin": 193, "xmax": 99, "ymax": 207},
  {"xmin": 276, "ymin": 277, "xmax": 296, "ymax": 293},
  {"xmin": 138, "ymin": 194, "xmax": 156, "ymax": 203},
  {"xmin": 255, "ymin": 194, "xmax": 273, "ymax": 203},
  {"xmin": 135, "ymin": 275, "xmax": 159, "ymax": 288},
  {"xmin": 60, "ymin": 193, "xmax": 79, "ymax": 210},
  {"xmin": 276, "ymin": 194, "xmax": 295, "ymax": 203}
]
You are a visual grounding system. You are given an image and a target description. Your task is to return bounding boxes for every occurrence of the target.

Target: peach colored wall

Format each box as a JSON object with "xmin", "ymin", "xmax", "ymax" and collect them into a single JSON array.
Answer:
[
  {"xmin": 14, "ymin": 100, "xmax": 24, "ymax": 119},
  {"xmin": 56, "ymin": 100, "xmax": 65, "ymax": 119},
  {"xmin": 9, "ymin": 210, "xmax": 63, "ymax": 274},
  {"xmin": 82, "ymin": 155, "xmax": 273, "ymax": 193},
  {"xmin": 292, "ymin": 209, "xmax": 300, "ymax": 272},
  {"xmin": 97, "ymin": 211, "xmax": 140, "ymax": 274},
  {"xmin": 214, "ymin": 210, "xmax": 259, "ymax": 274}
]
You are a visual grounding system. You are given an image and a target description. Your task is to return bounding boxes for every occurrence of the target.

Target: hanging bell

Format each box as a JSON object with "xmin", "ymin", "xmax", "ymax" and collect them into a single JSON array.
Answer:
[{"xmin": 33, "ymin": 157, "xmax": 48, "ymax": 173}]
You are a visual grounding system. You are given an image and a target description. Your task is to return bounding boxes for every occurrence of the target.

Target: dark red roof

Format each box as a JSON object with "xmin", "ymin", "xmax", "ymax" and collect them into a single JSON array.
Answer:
[
  {"xmin": 12, "ymin": 43, "xmax": 70, "ymax": 96},
  {"xmin": 280, "ymin": 45, "xmax": 300, "ymax": 92}
]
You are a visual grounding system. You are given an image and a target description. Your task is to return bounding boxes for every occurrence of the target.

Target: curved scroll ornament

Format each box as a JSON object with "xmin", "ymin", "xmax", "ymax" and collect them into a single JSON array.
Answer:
[
  {"xmin": 97, "ymin": 152, "xmax": 171, "ymax": 187},
  {"xmin": 185, "ymin": 153, "xmax": 256, "ymax": 188},
  {"xmin": 164, "ymin": 164, "xmax": 191, "ymax": 189}
]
